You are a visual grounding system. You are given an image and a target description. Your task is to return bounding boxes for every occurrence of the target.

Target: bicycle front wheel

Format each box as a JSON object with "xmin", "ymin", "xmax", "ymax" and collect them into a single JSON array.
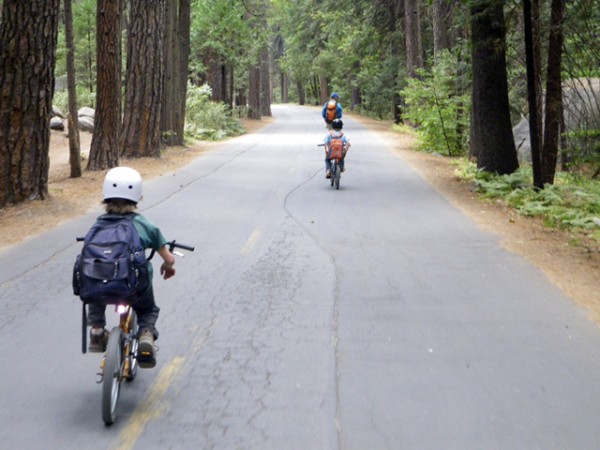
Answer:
[{"xmin": 102, "ymin": 327, "xmax": 124, "ymax": 425}]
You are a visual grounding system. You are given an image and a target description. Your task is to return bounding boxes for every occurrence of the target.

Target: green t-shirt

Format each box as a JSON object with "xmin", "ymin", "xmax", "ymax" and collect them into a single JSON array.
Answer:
[
  {"xmin": 132, "ymin": 214, "xmax": 168, "ymax": 251},
  {"xmin": 132, "ymin": 214, "xmax": 168, "ymax": 279}
]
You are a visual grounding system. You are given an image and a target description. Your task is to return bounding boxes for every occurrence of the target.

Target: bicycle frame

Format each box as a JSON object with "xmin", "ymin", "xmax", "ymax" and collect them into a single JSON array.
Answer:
[
  {"xmin": 96, "ymin": 304, "xmax": 137, "ymax": 384},
  {"xmin": 317, "ymin": 142, "xmax": 343, "ymax": 190}
]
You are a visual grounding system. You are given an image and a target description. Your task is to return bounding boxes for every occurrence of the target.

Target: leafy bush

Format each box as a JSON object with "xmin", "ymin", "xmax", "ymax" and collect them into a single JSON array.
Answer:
[
  {"xmin": 52, "ymin": 87, "xmax": 96, "ymax": 113},
  {"xmin": 184, "ymin": 83, "xmax": 244, "ymax": 141},
  {"xmin": 401, "ymin": 51, "xmax": 470, "ymax": 156},
  {"xmin": 355, "ymin": 55, "xmax": 401, "ymax": 120},
  {"xmin": 457, "ymin": 161, "xmax": 600, "ymax": 239},
  {"xmin": 563, "ymin": 128, "xmax": 600, "ymax": 176}
]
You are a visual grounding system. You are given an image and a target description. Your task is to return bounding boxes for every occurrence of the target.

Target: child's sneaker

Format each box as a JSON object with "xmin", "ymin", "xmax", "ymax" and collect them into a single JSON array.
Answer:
[
  {"xmin": 326, "ymin": 170, "xmax": 331, "ymax": 179},
  {"xmin": 137, "ymin": 330, "xmax": 156, "ymax": 368},
  {"xmin": 88, "ymin": 328, "xmax": 109, "ymax": 353}
]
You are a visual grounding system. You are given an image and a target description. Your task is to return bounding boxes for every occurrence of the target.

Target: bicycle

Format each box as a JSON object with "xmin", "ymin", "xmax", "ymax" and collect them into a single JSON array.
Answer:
[
  {"xmin": 77, "ymin": 238, "xmax": 194, "ymax": 425},
  {"xmin": 318, "ymin": 143, "xmax": 343, "ymax": 190}
]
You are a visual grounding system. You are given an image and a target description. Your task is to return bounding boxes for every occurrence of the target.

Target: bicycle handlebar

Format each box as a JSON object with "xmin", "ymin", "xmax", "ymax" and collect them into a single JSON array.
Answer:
[
  {"xmin": 76, "ymin": 237, "xmax": 195, "ymax": 260},
  {"xmin": 167, "ymin": 240, "xmax": 195, "ymax": 253}
]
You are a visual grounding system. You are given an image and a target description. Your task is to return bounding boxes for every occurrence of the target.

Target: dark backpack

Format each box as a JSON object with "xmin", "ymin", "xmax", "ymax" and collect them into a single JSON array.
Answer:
[{"xmin": 73, "ymin": 214, "xmax": 149, "ymax": 305}]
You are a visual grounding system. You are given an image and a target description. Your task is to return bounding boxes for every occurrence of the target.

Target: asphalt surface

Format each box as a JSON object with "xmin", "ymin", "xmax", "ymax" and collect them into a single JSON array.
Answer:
[{"xmin": 1, "ymin": 104, "xmax": 599, "ymax": 450}]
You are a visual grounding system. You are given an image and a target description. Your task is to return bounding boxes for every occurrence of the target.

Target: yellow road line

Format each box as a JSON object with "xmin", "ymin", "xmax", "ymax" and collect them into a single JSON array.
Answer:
[
  {"xmin": 114, "ymin": 357, "xmax": 185, "ymax": 450},
  {"xmin": 240, "ymin": 227, "xmax": 262, "ymax": 254}
]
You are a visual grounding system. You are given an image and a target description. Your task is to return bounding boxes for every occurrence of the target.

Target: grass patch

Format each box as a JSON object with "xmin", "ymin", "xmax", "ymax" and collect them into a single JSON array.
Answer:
[{"xmin": 456, "ymin": 160, "xmax": 600, "ymax": 241}]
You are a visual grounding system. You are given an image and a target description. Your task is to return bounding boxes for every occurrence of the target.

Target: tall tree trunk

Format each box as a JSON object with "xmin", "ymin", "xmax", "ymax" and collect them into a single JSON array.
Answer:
[
  {"xmin": 120, "ymin": 0, "xmax": 166, "ymax": 158},
  {"xmin": 206, "ymin": 51, "xmax": 224, "ymax": 102},
  {"xmin": 523, "ymin": 0, "xmax": 543, "ymax": 189},
  {"xmin": 161, "ymin": 0, "xmax": 181, "ymax": 147},
  {"xmin": 0, "ymin": 0, "xmax": 60, "ymax": 206},
  {"xmin": 470, "ymin": 0, "xmax": 519, "ymax": 174},
  {"xmin": 88, "ymin": 0, "xmax": 121, "ymax": 170},
  {"xmin": 259, "ymin": 44, "xmax": 272, "ymax": 117},
  {"xmin": 541, "ymin": 0, "xmax": 565, "ymax": 185},
  {"xmin": 319, "ymin": 75, "xmax": 329, "ymax": 104},
  {"xmin": 432, "ymin": 0, "xmax": 454, "ymax": 61},
  {"xmin": 248, "ymin": 65, "xmax": 261, "ymax": 120},
  {"xmin": 176, "ymin": 0, "xmax": 191, "ymax": 142},
  {"xmin": 404, "ymin": 0, "xmax": 424, "ymax": 78},
  {"xmin": 388, "ymin": 0, "xmax": 403, "ymax": 123},
  {"xmin": 64, "ymin": 0, "xmax": 82, "ymax": 178},
  {"xmin": 281, "ymin": 73, "xmax": 289, "ymax": 103},
  {"xmin": 296, "ymin": 80, "xmax": 306, "ymax": 105}
]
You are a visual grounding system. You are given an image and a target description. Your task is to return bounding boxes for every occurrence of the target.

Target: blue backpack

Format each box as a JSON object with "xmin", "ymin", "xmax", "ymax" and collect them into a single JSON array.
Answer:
[{"xmin": 73, "ymin": 214, "xmax": 149, "ymax": 305}]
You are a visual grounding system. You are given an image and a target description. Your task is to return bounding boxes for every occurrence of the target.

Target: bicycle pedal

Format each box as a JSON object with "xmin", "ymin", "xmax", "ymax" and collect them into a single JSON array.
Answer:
[{"xmin": 137, "ymin": 354, "xmax": 156, "ymax": 369}]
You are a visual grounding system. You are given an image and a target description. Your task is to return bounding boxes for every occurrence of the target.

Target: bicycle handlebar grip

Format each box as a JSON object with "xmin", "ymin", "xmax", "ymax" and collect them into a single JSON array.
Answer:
[
  {"xmin": 173, "ymin": 242, "xmax": 195, "ymax": 252},
  {"xmin": 168, "ymin": 240, "xmax": 195, "ymax": 252}
]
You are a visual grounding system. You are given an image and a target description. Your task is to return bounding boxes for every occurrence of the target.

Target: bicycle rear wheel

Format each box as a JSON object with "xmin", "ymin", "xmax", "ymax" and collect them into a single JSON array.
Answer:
[
  {"xmin": 330, "ymin": 161, "xmax": 335, "ymax": 186},
  {"xmin": 125, "ymin": 311, "xmax": 138, "ymax": 382},
  {"xmin": 334, "ymin": 164, "xmax": 341, "ymax": 190},
  {"xmin": 102, "ymin": 327, "xmax": 124, "ymax": 425}
]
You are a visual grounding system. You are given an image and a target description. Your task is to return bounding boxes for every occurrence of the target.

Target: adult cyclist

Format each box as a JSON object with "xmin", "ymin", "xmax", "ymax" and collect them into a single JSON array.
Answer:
[{"xmin": 322, "ymin": 92, "xmax": 343, "ymax": 128}]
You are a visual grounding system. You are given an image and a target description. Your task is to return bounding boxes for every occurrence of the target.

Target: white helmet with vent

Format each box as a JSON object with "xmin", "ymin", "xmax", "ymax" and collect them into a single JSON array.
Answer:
[{"xmin": 102, "ymin": 167, "xmax": 143, "ymax": 203}]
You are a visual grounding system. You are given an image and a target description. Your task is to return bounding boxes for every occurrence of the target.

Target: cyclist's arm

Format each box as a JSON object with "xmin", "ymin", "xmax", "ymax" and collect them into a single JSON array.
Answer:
[{"xmin": 158, "ymin": 245, "xmax": 176, "ymax": 279}]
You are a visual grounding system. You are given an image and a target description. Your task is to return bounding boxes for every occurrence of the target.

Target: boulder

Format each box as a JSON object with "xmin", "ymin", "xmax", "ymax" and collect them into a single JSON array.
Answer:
[
  {"xmin": 50, "ymin": 116, "xmax": 64, "ymax": 131},
  {"xmin": 78, "ymin": 116, "xmax": 94, "ymax": 132},
  {"xmin": 78, "ymin": 107, "xmax": 95, "ymax": 119},
  {"xmin": 513, "ymin": 77, "xmax": 600, "ymax": 163}
]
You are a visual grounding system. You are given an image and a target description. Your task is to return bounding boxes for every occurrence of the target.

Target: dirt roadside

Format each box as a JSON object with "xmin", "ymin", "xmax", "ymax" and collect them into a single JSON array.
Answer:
[{"xmin": 1, "ymin": 113, "xmax": 598, "ymax": 324}]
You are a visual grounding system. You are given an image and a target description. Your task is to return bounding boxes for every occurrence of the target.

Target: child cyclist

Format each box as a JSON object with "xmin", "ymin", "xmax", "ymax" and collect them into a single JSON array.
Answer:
[
  {"xmin": 323, "ymin": 118, "xmax": 350, "ymax": 178},
  {"xmin": 87, "ymin": 167, "xmax": 175, "ymax": 368}
]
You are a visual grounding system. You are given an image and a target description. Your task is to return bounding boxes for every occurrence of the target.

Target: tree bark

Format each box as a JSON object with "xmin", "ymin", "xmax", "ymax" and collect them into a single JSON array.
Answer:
[
  {"xmin": 470, "ymin": 0, "xmax": 519, "ymax": 174},
  {"xmin": 541, "ymin": 0, "xmax": 565, "ymax": 185},
  {"xmin": 161, "ymin": 0, "xmax": 181, "ymax": 146},
  {"xmin": 88, "ymin": 0, "xmax": 121, "ymax": 170},
  {"xmin": 281, "ymin": 73, "xmax": 289, "ymax": 103},
  {"xmin": 248, "ymin": 64, "xmax": 261, "ymax": 120},
  {"xmin": 523, "ymin": 0, "xmax": 543, "ymax": 189},
  {"xmin": 120, "ymin": 0, "xmax": 166, "ymax": 158},
  {"xmin": 176, "ymin": 0, "xmax": 191, "ymax": 142},
  {"xmin": 387, "ymin": 0, "xmax": 403, "ymax": 123},
  {"xmin": 64, "ymin": 0, "xmax": 82, "ymax": 178},
  {"xmin": 259, "ymin": 44, "xmax": 272, "ymax": 117},
  {"xmin": 296, "ymin": 80, "xmax": 306, "ymax": 105},
  {"xmin": 0, "ymin": 0, "xmax": 60, "ymax": 206},
  {"xmin": 432, "ymin": 0, "xmax": 454, "ymax": 61},
  {"xmin": 404, "ymin": 0, "xmax": 424, "ymax": 78},
  {"xmin": 319, "ymin": 75, "xmax": 329, "ymax": 104}
]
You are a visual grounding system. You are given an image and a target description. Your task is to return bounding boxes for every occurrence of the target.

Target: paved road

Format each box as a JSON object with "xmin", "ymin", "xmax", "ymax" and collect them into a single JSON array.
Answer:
[{"xmin": 1, "ymin": 104, "xmax": 599, "ymax": 449}]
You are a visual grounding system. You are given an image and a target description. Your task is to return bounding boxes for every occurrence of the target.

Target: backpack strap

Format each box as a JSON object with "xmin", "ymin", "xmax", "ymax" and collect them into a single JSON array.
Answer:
[{"xmin": 97, "ymin": 212, "xmax": 138, "ymax": 222}]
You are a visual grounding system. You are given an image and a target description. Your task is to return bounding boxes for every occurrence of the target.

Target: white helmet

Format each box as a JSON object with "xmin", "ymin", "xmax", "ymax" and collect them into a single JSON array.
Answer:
[{"xmin": 103, "ymin": 167, "xmax": 142, "ymax": 203}]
